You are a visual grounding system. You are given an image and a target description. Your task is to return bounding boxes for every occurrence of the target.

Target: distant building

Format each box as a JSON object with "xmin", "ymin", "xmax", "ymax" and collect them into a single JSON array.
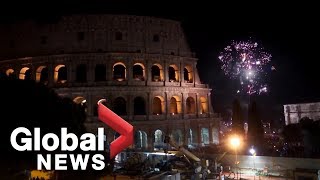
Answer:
[{"xmin": 283, "ymin": 102, "xmax": 320, "ymax": 125}]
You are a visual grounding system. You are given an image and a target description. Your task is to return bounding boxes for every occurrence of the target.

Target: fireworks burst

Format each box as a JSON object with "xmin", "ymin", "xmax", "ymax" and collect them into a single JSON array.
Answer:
[{"xmin": 218, "ymin": 39, "xmax": 272, "ymax": 95}]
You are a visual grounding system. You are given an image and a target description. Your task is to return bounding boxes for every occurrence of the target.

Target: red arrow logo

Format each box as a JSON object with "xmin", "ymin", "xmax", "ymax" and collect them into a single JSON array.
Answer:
[{"xmin": 97, "ymin": 99, "xmax": 133, "ymax": 159}]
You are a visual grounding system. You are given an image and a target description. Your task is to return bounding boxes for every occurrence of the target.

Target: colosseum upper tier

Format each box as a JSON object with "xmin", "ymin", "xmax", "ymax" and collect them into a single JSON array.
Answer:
[{"xmin": 0, "ymin": 14, "xmax": 221, "ymax": 150}]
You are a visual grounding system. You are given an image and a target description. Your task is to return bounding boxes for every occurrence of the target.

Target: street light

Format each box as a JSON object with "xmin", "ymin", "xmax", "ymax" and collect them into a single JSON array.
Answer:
[
  {"xmin": 249, "ymin": 147, "xmax": 256, "ymax": 179},
  {"xmin": 249, "ymin": 147, "xmax": 256, "ymax": 156},
  {"xmin": 230, "ymin": 136, "xmax": 240, "ymax": 148},
  {"xmin": 229, "ymin": 135, "xmax": 241, "ymax": 179}
]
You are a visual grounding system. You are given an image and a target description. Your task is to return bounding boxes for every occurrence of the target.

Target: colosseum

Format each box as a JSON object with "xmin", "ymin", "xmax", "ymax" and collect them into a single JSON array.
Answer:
[{"xmin": 0, "ymin": 14, "xmax": 221, "ymax": 151}]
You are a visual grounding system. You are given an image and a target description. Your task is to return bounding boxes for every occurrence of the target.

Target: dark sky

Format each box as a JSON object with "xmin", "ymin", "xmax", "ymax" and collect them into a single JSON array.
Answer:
[{"xmin": 1, "ymin": 0, "xmax": 319, "ymax": 126}]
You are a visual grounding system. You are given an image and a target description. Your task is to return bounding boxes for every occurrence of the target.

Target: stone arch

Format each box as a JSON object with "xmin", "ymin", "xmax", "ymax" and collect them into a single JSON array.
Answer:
[
  {"xmin": 19, "ymin": 67, "xmax": 31, "ymax": 80},
  {"xmin": 154, "ymin": 129, "xmax": 165, "ymax": 150},
  {"xmin": 113, "ymin": 62, "xmax": 126, "ymax": 81},
  {"xmin": 200, "ymin": 96, "xmax": 208, "ymax": 113},
  {"xmin": 188, "ymin": 128, "xmax": 198, "ymax": 146},
  {"xmin": 95, "ymin": 64, "xmax": 106, "ymax": 81},
  {"xmin": 211, "ymin": 127, "xmax": 219, "ymax": 144},
  {"xmin": 153, "ymin": 96, "xmax": 165, "ymax": 115},
  {"xmin": 170, "ymin": 96, "xmax": 182, "ymax": 114},
  {"xmin": 172, "ymin": 129, "xmax": 183, "ymax": 146},
  {"xmin": 5, "ymin": 68, "xmax": 16, "ymax": 79},
  {"xmin": 73, "ymin": 96, "xmax": 88, "ymax": 114},
  {"xmin": 54, "ymin": 64, "xmax": 67, "ymax": 83},
  {"xmin": 135, "ymin": 130, "xmax": 148, "ymax": 149},
  {"xmin": 184, "ymin": 65, "xmax": 193, "ymax": 83},
  {"xmin": 76, "ymin": 64, "xmax": 87, "ymax": 82},
  {"xmin": 73, "ymin": 96, "xmax": 87, "ymax": 104},
  {"xmin": 168, "ymin": 64, "xmax": 179, "ymax": 82},
  {"xmin": 6, "ymin": 69, "xmax": 14, "ymax": 77},
  {"xmin": 186, "ymin": 97, "xmax": 196, "ymax": 114},
  {"xmin": 151, "ymin": 63, "xmax": 164, "ymax": 81},
  {"xmin": 113, "ymin": 97, "xmax": 127, "ymax": 115},
  {"xmin": 133, "ymin": 63, "xmax": 145, "ymax": 81},
  {"xmin": 92, "ymin": 98, "xmax": 108, "ymax": 117},
  {"xmin": 201, "ymin": 127, "xmax": 209, "ymax": 145},
  {"xmin": 36, "ymin": 66, "xmax": 48, "ymax": 84},
  {"xmin": 134, "ymin": 96, "xmax": 146, "ymax": 115},
  {"xmin": 154, "ymin": 129, "xmax": 164, "ymax": 144}
]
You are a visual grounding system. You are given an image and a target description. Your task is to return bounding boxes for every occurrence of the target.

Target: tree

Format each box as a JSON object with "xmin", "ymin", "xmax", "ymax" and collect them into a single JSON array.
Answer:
[
  {"xmin": 247, "ymin": 101, "xmax": 264, "ymax": 152},
  {"xmin": 281, "ymin": 117, "xmax": 320, "ymax": 158},
  {"xmin": 231, "ymin": 99, "xmax": 244, "ymax": 136},
  {"xmin": 282, "ymin": 124, "xmax": 302, "ymax": 157},
  {"xmin": 300, "ymin": 117, "xmax": 320, "ymax": 158}
]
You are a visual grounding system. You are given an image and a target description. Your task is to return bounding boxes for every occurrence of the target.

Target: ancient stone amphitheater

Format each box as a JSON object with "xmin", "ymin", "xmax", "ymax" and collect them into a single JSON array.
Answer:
[{"xmin": 0, "ymin": 14, "xmax": 220, "ymax": 150}]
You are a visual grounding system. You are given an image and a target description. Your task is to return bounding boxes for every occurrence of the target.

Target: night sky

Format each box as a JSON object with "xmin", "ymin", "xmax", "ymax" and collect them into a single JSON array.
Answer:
[{"xmin": 1, "ymin": 1, "xmax": 319, "ymax": 126}]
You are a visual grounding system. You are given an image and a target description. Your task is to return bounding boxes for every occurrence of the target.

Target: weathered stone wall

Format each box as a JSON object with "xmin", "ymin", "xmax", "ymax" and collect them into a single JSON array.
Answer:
[
  {"xmin": 0, "ymin": 15, "xmax": 194, "ymax": 59},
  {"xmin": 0, "ymin": 15, "xmax": 221, "ymax": 150},
  {"xmin": 283, "ymin": 102, "xmax": 320, "ymax": 125}
]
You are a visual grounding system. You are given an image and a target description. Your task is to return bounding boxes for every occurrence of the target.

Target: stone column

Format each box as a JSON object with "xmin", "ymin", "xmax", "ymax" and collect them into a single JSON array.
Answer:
[
  {"xmin": 148, "ymin": 129, "xmax": 154, "ymax": 151},
  {"xmin": 193, "ymin": 62, "xmax": 197, "ymax": 86},
  {"xmin": 143, "ymin": 59, "xmax": 148, "ymax": 82},
  {"xmin": 127, "ymin": 95, "xmax": 133, "ymax": 120},
  {"xmin": 197, "ymin": 124, "xmax": 202, "ymax": 146},
  {"xmin": 87, "ymin": 94, "xmax": 93, "ymax": 122},
  {"xmin": 164, "ymin": 60, "xmax": 168, "ymax": 83},
  {"xmin": 146, "ymin": 92, "xmax": 150, "ymax": 120},
  {"xmin": 184, "ymin": 123, "xmax": 189, "ymax": 145},
  {"xmin": 207, "ymin": 92, "xmax": 212, "ymax": 116},
  {"xmin": 196, "ymin": 93, "xmax": 200, "ymax": 116},
  {"xmin": 165, "ymin": 91, "xmax": 169, "ymax": 119},
  {"xmin": 181, "ymin": 93, "xmax": 185, "ymax": 119},
  {"xmin": 32, "ymin": 66, "xmax": 36, "ymax": 81},
  {"xmin": 127, "ymin": 58, "xmax": 132, "ymax": 81},
  {"xmin": 166, "ymin": 126, "xmax": 171, "ymax": 150},
  {"xmin": 48, "ymin": 63, "xmax": 54, "ymax": 87},
  {"xmin": 209, "ymin": 123, "xmax": 213, "ymax": 144},
  {"xmin": 67, "ymin": 61, "xmax": 73, "ymax": 83},
  {"xmin": 107, "ymin": 60, "xmax": 113, "ymax": 81},
  {"xmin": 88, "ymin": 60, "xmax": 94, "ymax": 83},
  {"xmin": 147, "ymin": 59, "xmax": 152, "ymax": 82},
  {"xmin": 180, "ymin": 61, "xmax": 184, "ymax": 83}
]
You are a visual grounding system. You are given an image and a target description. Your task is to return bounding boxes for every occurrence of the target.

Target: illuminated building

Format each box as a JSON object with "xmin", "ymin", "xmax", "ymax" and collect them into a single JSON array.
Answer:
[
  {"xmin": 283, "ymin": 102, "xmax": 320, "ymax": 125},
  {"xmin": 0, "ymin": 15, "xmax": 221, "ymax": 150}
]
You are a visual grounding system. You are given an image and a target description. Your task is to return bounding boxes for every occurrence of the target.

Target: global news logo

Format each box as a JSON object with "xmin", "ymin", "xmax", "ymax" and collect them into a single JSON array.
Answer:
[{"xmin": 9, "ymin": 99, "xmax": 133, "ymax": 171}]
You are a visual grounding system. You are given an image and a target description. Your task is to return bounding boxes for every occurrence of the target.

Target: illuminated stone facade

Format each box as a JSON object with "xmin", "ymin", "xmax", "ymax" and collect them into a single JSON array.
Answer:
[
  {"xmin": 0, "ymin": 15, "xmax": 221, "ymax": 150},
  {"xmin": 283, "ymin": 102, "xmax": 320, "ymax": 125}
]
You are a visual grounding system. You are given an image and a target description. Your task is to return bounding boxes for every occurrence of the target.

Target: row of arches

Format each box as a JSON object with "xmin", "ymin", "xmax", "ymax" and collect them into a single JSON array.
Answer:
[
  {"xmin": 132, "ymin": 128, "xmax": 213, "ymax": 149},
  {"xmin": 4, "ymin": 61, "xmax": 194, "ymax": 84},
  {"xmin": 5, "ymin": 65, "xmax": 67, "ymax": 84},
  {"xmin": 73, "ymin": 95, "xmax": 209, "ymax": 116},
  {"xmin": 110, "ymin": 62, "xmax": 192, "ymax": 82}
]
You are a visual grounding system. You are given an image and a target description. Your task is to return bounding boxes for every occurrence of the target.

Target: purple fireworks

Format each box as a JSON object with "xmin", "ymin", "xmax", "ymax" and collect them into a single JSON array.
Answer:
[{"xmin": 218, "ymin": 39, "xmax": 272, "ymax": 95}]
